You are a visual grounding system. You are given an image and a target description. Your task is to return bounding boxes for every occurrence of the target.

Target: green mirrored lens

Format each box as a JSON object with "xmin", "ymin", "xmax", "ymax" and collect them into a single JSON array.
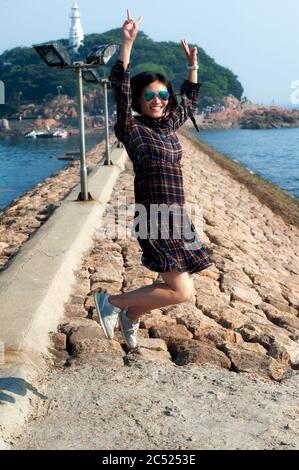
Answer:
[
  {"xmin": 144, "ymin": 91, "xmax": 155, "ymax": 101},
  {"xmin": 159, "ymin": 91, "xmax": 170, "ymax": 101}
]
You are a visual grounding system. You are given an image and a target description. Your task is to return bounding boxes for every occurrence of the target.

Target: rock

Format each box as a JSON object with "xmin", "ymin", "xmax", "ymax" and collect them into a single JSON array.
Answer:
[
  {"xmin": 164, "ymin": 303, "xmax": 243, "ymax": 347},
  {"xmin": 149, "ymin": 324, "xmax": 193, "ymax": 346},
  {"xmin": 140, "ymin": 312, "xmax": 177, "ymax": 329},
  {"xmin": 195, "ymin": 292, "xmax": 231, "ymax": 314},
  {"xmin": 199, "ymin": 266, "xmax": 221, "ymax": 282},
  {"xmin": 60, "ymin": 319, "xmax": 124, "ymax": 355},
  {"xmin": 90, "ymin": 282, "xmax": 123, "ymax": 294},
  {"xmin": 262, "ymin": 293, "xmax": 297, "ymax": 315},
  {"xmin": 236, "ymin": 322, "xmax": 299, "ymax": 368},
  {"xmin": 50, "ymin": 332, "xmax": 67, "ymax": 350},
  {"xmin": 64, "ymin": 304, "xmax": 88, "ymax": 319},
  {"xmin": 66, "ymin": 352, "xmax": 125, "ymax": 368},
  {"xmin": 167, "ymin": 338, "xmax": 201, "ymax": 358},
  {"xmin": 68, "ymin": 326, "xmax": 124, "ymax": 356},
  {"xmin": 221, "ymin": 268, "xmax": 253, "ymax": 287},
  {"xmin": 268, "ymin": 343, "xmax": 291, "ymax": 365},
  {"xmin": 59, "ymin": 318, "xmax": 97, "ymax": 336},
  {"xmin": 123, "ymin": 277, "xmax": 155, "ymax": 290},
  {"xmin": 258, "ymin": 302, "xmax": 299, "ymax": 335},
  {"xmin": 175, "ymin": 343, "xmax": 231, "ymax": 370},
  {"xmin": 221, "ymin": 277, "xmax": 262, "ymax": 305},
  {"xmin": 240, "ymin": 106, "xmax": 299, "ymax": 130},
  {"xmin": 220, "ymin": 343, "xmax": 289, "ymax": 382},
  {"xmin": 90, "ymin": 268, "xmax": 123, "ymax": 285},
  {"xmin": 49, "ymin": 348, "xmax": 69, "ymax": 366},
  {"xmin": 282, "ymin": 288, "xmax": 299, "ymax": 309},
  {"xmin": 131, "ymin": 347, "xmax": 172, "ymax": 364},
  {"xmin": 193, "ymin": 325, "xmax": 243, "ymax": 347},
  {"xmin": 0, "ymin": 242, "xmax": 9, "ymax": 251},
  {"xmin": 229, "ymin": 302, "xmax": 267, "ymax": 320},
  {"xmin": 137, "ymin": 337, "xmax": 168, "ymax": 352},
  {"xmin": 205, "ymin": 307, "xmax": 247, "ymax": 329},
  {"xmin": 205, "ymin": 227, "xmax": 236, "ymax": 249},
  {"xmin": 238, "ymin": 341, "xmax": 267, "ymax": 355}
]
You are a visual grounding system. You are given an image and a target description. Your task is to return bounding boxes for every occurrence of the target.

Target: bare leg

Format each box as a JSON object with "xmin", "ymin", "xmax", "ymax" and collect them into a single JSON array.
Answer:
[
  {"xmin": 109, "ymin": 269, "xmax": 193, "ymax": 321},
  {"xmin": 126, "ymin": 305, "xmax": 156, "ymax": 321}
]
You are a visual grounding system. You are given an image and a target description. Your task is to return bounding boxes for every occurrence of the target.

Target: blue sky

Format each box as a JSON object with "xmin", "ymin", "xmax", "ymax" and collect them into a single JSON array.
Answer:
[{"xmin": 0, "ymin": 0, "xmax": 298, "ymax": 105}]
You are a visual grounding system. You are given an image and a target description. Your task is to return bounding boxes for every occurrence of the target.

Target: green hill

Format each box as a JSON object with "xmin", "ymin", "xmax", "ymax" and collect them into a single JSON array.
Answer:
[{"xmin": 0, "ymin": 29, "xmax": 243, "ymax": 117}]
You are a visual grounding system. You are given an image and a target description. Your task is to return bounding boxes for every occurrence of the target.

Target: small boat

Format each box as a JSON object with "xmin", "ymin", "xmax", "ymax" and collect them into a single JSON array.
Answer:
[
  {"xmin": 52, "ymin": 129, "xmax": 68, "ymax": 138},
  {"xmin": 25, "ymin": 130, "xmax": 48, "ymax": 138},
  {"xmin": 25, "ymin": 129, "xmax": 68, "ymax": 139}
]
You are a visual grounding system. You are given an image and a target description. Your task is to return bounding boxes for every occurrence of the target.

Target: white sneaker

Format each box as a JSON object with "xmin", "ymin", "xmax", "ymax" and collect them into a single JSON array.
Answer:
[
  {"xmin": 119, "ymin": 309, "xmax": 140, "ymax": 349},
  {"xmin": 94, "ymin": 292, "xmax": 121, "ymax": 340}
]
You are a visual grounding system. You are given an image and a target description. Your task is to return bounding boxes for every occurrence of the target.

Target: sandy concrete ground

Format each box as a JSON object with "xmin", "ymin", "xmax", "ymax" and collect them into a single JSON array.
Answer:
[{"xmin": 12, "ymin": 362, "xmax": 299, "ymax": 450}]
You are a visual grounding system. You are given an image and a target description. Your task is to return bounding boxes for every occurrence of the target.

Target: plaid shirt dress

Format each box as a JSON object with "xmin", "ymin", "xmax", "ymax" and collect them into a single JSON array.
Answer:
[{"xmin": 110, "ymin": 60, "xmax": 213, "ymax": 274}]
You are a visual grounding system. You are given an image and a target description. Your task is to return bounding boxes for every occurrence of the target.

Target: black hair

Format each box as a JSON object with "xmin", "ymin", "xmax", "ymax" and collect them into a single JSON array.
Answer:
[{"xmin": 130, "ymin": 71, "xmax": 178, "ymax": 115}]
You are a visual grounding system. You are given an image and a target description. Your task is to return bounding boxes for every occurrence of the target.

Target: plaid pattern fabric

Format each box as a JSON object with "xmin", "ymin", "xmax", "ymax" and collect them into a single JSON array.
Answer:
[{"xmin": 110, "ymin": 60, "xmax": 213, "ymax": 274}]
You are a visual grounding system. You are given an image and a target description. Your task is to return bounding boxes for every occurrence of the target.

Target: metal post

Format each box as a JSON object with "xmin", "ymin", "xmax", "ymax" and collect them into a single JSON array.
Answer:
[
  {"xmin": 76, "ymin": 66, "xmax": 88, "ymax": 200},
  {"xmin": 102, "ymin": 79, "xmax": 111, "ymax": 165},
  {"xmin": 18, "ymin": 91, "xmax": 22, "ymax": 110}
]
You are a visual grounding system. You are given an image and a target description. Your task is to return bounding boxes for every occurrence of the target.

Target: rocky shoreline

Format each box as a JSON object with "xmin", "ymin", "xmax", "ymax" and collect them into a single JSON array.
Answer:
[
  {"xmin": 11, "ymin": 128, "xmax": 299, "ymax": 450},
  {"xmin": 0, "ymin": 137, "xmax": 108, "ymax": 271},
  {"xmin": 1, "ymin": 101, "xmax": 299, "ymax": 138},
  {"xmin": 196, "ymin": 101, "xmax": 299, "ymax": 130}
]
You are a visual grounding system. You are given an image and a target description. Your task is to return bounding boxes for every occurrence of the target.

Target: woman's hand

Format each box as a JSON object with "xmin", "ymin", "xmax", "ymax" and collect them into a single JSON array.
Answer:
[
  {"xmin": 122, "ymin": 9, "xmax": 143, "ymax": 42},
  {"xmin": 181, "ymin": 39, "xmax": 198, "ymax": 66}
]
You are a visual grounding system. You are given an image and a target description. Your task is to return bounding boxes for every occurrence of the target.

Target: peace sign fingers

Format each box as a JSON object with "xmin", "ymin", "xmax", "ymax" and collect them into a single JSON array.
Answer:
[
  {"xmin": 127, "ymin": 9, "xmax": 143, "ymax": 24},
  {"xmin": 123, "ymin": 9, "xmax": 143, "ymax": 41},
  {"xmin": 181, "ymin": 39, "xmax": 190, "ymax": 56},
  {"xmin": 181, "ymin": 38, "xmax": 198, "ymax": 66}
]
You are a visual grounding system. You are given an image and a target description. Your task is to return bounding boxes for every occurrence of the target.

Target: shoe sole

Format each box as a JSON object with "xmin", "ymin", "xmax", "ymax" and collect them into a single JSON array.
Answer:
[
  {"xmin": 119, "ymin": 310, "xmax": 137, "ymax": 349},
  {"xmin": 119, "ymin": 312, "xmax": 130, "ymax": 348},
  {"xmin": 94, "ymin": 293, "xmax": 109, "ymax": 339}
]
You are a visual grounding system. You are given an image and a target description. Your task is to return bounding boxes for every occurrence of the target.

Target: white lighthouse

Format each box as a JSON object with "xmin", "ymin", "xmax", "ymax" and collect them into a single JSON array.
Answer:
[{"xmin": 69, "ymin": 2, "xmax": 84, "ymax": 53}]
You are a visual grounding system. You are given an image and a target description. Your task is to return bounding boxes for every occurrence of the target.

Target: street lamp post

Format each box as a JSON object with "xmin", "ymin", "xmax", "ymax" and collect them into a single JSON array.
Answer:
[
  {"xmin": 34, "ymin": 42, "xmax": 118, "ymax": 201},
  {"xmin": 81, "ymin": 69, "xmax": 113, "ymax": 166},
  {"xmin": 101, "ymin": 79, "xmax": 111, "ymax": 165},
  {"xmin": 76, "ymin": 66, "xmax": 88, "ymax": 201},
  {"xmin": 18, "ymin": 91, "xmax": 22, "ymax": 110}
]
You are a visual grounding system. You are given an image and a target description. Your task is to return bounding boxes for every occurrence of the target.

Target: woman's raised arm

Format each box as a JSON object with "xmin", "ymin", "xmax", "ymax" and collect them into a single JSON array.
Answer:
[
  {"xmin": 109, "ymin": 10, "xmax": 143, "ymax": 146},
  {"xmin": 168, "ymin": 39, "xmax": 200, "ymax": 131},
  {"xmin": 119, "ymin": 9, "xmax": 143, "ymax": 70},
  {"xmin": 181, "ymin": 39, "xmax": 198, "ymax": 83}
]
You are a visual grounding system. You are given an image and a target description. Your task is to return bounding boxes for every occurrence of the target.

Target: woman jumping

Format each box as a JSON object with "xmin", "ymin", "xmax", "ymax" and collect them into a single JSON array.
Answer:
[{"xmin": 94, "ymin": 10, "xmax": 213, "ymax": 349}]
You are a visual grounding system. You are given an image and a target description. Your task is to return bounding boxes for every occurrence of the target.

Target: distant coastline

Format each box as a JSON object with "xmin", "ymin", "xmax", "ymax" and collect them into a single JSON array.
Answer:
[
  {"xmin": 196, "ymin": 101, "xmax": 299, "ymax": 131},
  {"xmin": 2, "ymin": 106, "xmax": 299, "ymax": 138}
]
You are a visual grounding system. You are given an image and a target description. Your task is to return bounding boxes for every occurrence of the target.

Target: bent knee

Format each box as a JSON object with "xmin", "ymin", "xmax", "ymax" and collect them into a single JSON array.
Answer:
[{"xmin": 174, "ymin": 285, "xmax": 193, "ymax": 303}]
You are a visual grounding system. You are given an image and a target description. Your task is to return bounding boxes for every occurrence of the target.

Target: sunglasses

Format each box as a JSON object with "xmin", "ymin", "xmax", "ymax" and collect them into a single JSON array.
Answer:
[{"xmin": 143, "ymin": 90, "xmax": 170, "ymax": 102}]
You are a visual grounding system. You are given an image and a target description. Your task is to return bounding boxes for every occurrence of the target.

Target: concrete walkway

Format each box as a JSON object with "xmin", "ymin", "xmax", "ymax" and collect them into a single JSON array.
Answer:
[{"xmin": 0, "ymin": 146, "xmax": 127, "ymax": 448}]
